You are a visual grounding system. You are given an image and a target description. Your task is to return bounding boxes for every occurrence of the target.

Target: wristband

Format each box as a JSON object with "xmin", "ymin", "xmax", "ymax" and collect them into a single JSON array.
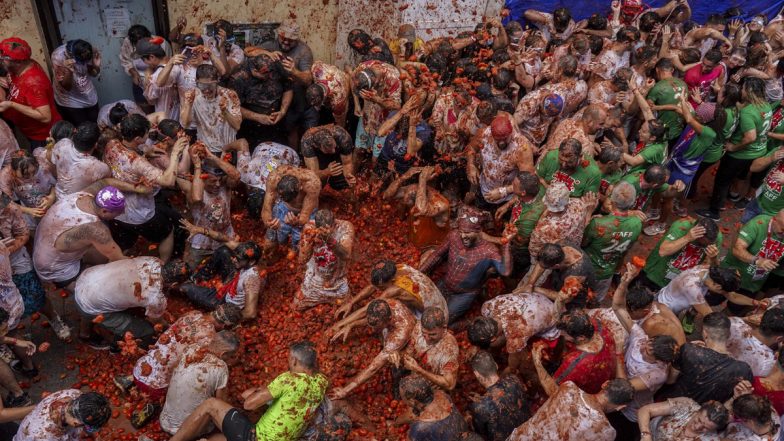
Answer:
[{"xmin": 499, "ymin": 186, "xmax": 508, "ymax": 197}]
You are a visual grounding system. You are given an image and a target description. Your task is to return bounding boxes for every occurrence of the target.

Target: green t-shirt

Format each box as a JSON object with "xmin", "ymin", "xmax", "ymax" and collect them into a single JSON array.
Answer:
[
  {"xmin": 647, "ymin": 77, "xmax": 687, "ymax": 141},
  {"xmin": 756, "ymin": 149, "xmax": 784, "ymax": 215},
  {"xmin": 723, "ymin": 215, "xmax": 784, "ymax": 291},
  {"xmin": 513, "ymin": 193, "xmax": 546, "ymax": 250},
  {"xmin": 729, "ymin": 102, "xmax": 773, "ymax": 160},
  {"xmin": 704, "ymin": 108, "xmax": 739, "ymax": 164},
  {"xmin": 628, "ymin": 141, "xmax": 667, "ymax": 175},
  {"xmin": 620, "ymin": 171, "xmax": 669, "ymax": 212},
  {"xmin": 682, "ymin": 125, "xmax": 717, "ymax": 160},
  {"xmin": 599, "ymin": 168, "xmax": 624, "ymax": 195},
  {"xmin": 583, "ymin": 214, "xmax": 643, "ymax": 279},
  {"xmin": 767, "ymin": 102, "xmax": 783, "ymax": 152},
  {"xmin": 643, "ymin": 218, "xmax": 724, "ymax": 288},
  {"xmin": 537, "ymin": 149, "xmax": 601, "ymax": 197},
  {"xmin": 256, "ymin": 372, "xmax": 328, "ymax": 441}
]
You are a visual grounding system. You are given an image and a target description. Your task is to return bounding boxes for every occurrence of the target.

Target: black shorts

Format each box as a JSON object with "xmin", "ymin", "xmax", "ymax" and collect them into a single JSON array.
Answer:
[
  {"xmin": 222, "ymin": 409, "xmax": 256, "ymax": 441},
  {"xmin": 52, "ymin": 271, "xmax": 81, "ymax": 289},
  {"xmin": 108, "ymin": 208, "xmax": 177, "ymax": 250}
]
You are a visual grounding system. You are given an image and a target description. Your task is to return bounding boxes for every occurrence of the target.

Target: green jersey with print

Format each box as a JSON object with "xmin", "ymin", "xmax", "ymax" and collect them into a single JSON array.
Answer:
[
  {"xmin": 537, "ymin": 149, "xmax": 601, "ymax": 197},
  {"xmin": 723, "ymin": 215, "xmax": 784, "ymax": 292},
  {"xmin": 513, "ymin": 192, "xmax": 547, "ymax": 250},
  {"xmin": 255, "ymin": 372, "xmax": 329, "ymax": 441},
  {"xmin": 704, "ymin": 107, "xmax": 739, "ymax": 163},
  {"xmin": 647, "ymin": 77, "xmax": 687, "ymax": 141},
  {"xmin": 599, "ymin": 168, "xmax": 624, "ymax": 196},
  {"xmin": 628, "ymin": 141, "xmax": 667, "ymax": 175},
  {"xmin": 767, "ymin": 102, "xmax": 783, "ymax": 152},
  {"xmin": 682, "ymin": 125, "xmax": 717, "ymax": 159},
  {"xmin": 620, "ymin": 171, "xmax": 669, "ymax": 213},
  {"xmin": 583, "ymin": 214, "xmax": 643, "ymax": 279},
  {"xmin": 756, "ymin": 149, "xmax": 784, "ymax": 215},
  {"xmin": 729, "ymin": 102, "xmax": 773, "ymax": 160},
  {"xmin": 643, "ymin": 218, "xmax": 724, "ymax": 288}
]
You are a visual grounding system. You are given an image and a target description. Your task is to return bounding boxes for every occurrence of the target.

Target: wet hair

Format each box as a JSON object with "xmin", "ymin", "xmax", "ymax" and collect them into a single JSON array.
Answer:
[
  {"xmin": 746, "ymin": 47, "xmax": 769, "ymax": 69},
  {"xmin": 638, "ymin": 11, "xmax": 662, "ymax": 33},
  {"xmin": 157, "ymin": 119, "xmax": 183, "ymax": 138},
  {"xmin": 161, "ymin": 260, "xmax": 189, "ymax": 285},
  {"xmin": 702, "ymin": 312, "xmax": 731, "ymax": 341},
  {"xmin": 721, "ymin": 83, "xmax": 742, "ymax": 108},
  {"xmin": 119, "ymin": 114, "xmax": 150, "ymax": 142},
  {"xmin": 128, "ymin": 24, "xmax": 152, "ymax": 45},
  {"xmin": 352, "ymin": 69, "xmax": 376, "ymax": 92},
  {"xmin": 424, "ymin": 53, "xmax": 448, "ymax": 75},
  {"xmin": 571, "ymin": 36, "xmax": 590, "ymax": 55},
  {"xmin": 708, "ymin": 105, "xmax": 729, "ymax": 133},
  {"xmin": 276, "ymin": 175, "xmax": 300, "ymax": 202},
  {"xmin": 597, "ymin": 146, "xmax": 622, "ymax": 164},
  {"xmin": 290, "ymin": 340, "xmax": 319, "ymax": 370},
  {"xmin": 616, "ymin": 26, "xmax": 639, "ymax": 43},
  {"xmin": 305, "ymin": 83, "xmax": 325, "ymax": 107},
  {"xmin": 96, "ymin": 128, "xmax": 118, "ymax": 152},
  {"xmin": 704, "ymin": 49, "xmax": 723, "ymax": 65},
  {"xmin": 475, "ymin": 100, "xmax": 497, "ymax": 124},
  {"xmin": 0, "ymin": 308, "xmax": 9, "ymax": 327},
  {"xmin": 108, "ymin": 102, "xmax": 129, "ymax": 126},
  {"xmin": 539, "ymin": 243, "xmax": 565, "ymax": 268},
  {"xmin": 760, "ymin": 308, "xmax": 784, "ymax": 339},
  {"xmin": 552, "ymin": 7, "xmax": 572, "ymax": 32},
  {"xmin": 314, "ymin": 209, "xmax": 335, "ymax": 228},
  {"xmin": 559, "ymin": 138, "xmax": 582, "ymax": 156},
  {"xmin": 399, "ymin": 374, "xmax": 434, "ymax": 406},
  {"xmin": 680, "ymin": 48, "xmax": 701, "ymax": 65},
  {"xmin": 421, "ymin": 307, "xmax": 446, "ymax": 330},
  {"xmin": 635, "ymin": 45, "xmax": 659, "ymax": 68},
  {"xmin": 557, "ymin": 55, "xmax": 578, "ymax": 78},
  {"xmin": 650, "ymin": 335, "xmax": 678, "ymax": 362},
  {"xmin": 748, "ymin": 31, "xmax": 767, "ymax": 47},
  {"xmin": 612, "ymin": 68, "xmax": 632, "ymax": 91},
  {"xmin": 694, "ymin": 218, "xmax": 718, "ymax": 244},
  {"xmin": 655, "ymin": 58, "xmax": 675, "ymax": 72},
  {"xmin": 215, "ymin": 330, "xmax": 240, "ymax": 354},
  {"xmin": 467, "ymin": 316, "xmax": 498, "ymax": 349},
  {"xmin": 366, "ymin": 299, "xmax": 392, "ymax": 328},
  {"xmin": 72, "ymin": 122, "xmax": 101, "ymax": 152},
  {"xmin": 708, "ymin": 266, "xmax": 740, "ymax": 293},
  {"xmin": 647, "ymin": 119, "xmax": 666, "ymax": 141},
  {"xmin": 588, "ymin": 35, "xmax": 604, "ymax": 55},
  {"xmin": 196, "ymin": 64, "xmax": 219, "ymax": 81},
  {"xmin": 515, "ymin": 171, "xmax": 540, "ymax": 196},
  {"xmin": 11, "ymin": 151, "xmax": 38, "ymax": 176},
  {"xmin": 347, "ymin": 29, "xmax": 373, "ymax": 54},
  {"xmin": 587, "ymin": 13, "xmax": 607, "ymax": 30},
  {"xmin": 235, "ymin": 241, "xmax": 262, "ymax": 264},
  {"xmin": 626, "ymin": 287, "xmax": 655, "ymax": 312},
  {"xmin": 493, "ymin": 69, "xmax": 513, "ymax": 90},
  {"xmin": 611, "ymin": 181, "xmax": 637, "ymax": 210},
  {"xmin": 524, "ymin": 33, "xmax": 546, "ymax": 49},
  {"xmin": 475, "ymin": 83, "xmax": 493, "ymax": 100},
  {"xmin": 643, "ymin": 164, "xmax": 667, "ymax": 186},
  {"xmin": 605, "ymin": 378, "xmax": 635, "ymax": 405},
  {"xmin": 557, "ymin": 311, "xmax": 595, "ymax": 340},
  {"xmin": 68, "ymin": 39, "xmax": 93, "ymax": 63},
  {"xmin": 707, "ymin": 14, "xmax": 725, "ymax": 26},
  {"xmin": 50, "ymin": 120, "xmax": 75, "ymax": 142},
  {"xmin": 370, "ymin": 260, "xmax": 397, "ymax": 286},
  {"xmin": 213, "ymin": 19, "xmax": 234, "ymax": 36},
  {"xmin": 743, "ymin": 77, "xmax": 767, "ymax": 105},
  {"xmin": 470, "ymin": 350, "xmax": 498, "ymax": 377},
  {"xmin": 71, "ymin": 392, "xmax": 111, "ymax": 429},
  {"xmin": 213, "ymin": 303, "xmax": 242, "ymax": 327},
  {"xmin": 700, "ymin": 401, "xmax": 730, "ymax": 431},
  {"xmin": 733, "ymin": 394, "xmax": 772, "ymax": 427},
  {"xmin": 505, "ymin": 20, "xmax": 523, "ymax": 37}
]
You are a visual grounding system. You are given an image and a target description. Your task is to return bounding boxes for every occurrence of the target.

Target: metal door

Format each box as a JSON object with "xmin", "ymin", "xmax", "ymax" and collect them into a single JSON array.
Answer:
[{"xmin": 52, "ymin": 0, "xmax": 159, "ymax": 105}]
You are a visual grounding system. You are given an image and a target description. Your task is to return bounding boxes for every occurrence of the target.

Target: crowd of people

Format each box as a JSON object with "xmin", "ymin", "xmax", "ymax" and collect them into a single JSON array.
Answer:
[{"xmin": 1, "ymin": 0, "xmax": 784, "ymax": 439}]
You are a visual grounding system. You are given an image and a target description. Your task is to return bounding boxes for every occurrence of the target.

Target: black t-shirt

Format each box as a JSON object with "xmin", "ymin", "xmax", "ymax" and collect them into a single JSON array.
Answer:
[
  {"xmin": 229, "ymin": 69, "xmax": 292, "ymax": 116},
  {"xmin": 468, "ymin": 375, "xmax": 531, "ymax": 441},
  {"xmin": 657, "ymin": 342, "xmax": 753, "ymax": 404},
  {"xmin": 300, "ymin": 125, "xmax": 354, "ymax": 159},
  {"xmin": 408, "ymin": 405, "xmax": 468, "ymax": 441}
]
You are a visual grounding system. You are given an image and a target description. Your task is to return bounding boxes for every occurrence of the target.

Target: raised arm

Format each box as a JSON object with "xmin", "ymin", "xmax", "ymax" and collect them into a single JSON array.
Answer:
[{"xmin": 612, "ymin": 263, "xmax": 640, "ymax": 333}]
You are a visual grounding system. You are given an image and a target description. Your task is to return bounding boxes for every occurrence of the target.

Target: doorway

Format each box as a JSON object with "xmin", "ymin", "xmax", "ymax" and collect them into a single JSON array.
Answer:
[{"xmin": 36, "ymin": 0, "xmax": 168, "ymax": 106}]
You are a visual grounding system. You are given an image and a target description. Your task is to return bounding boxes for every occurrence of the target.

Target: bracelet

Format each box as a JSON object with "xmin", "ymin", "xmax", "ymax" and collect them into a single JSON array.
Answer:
[{"xmin": 499, "ymin": 186, "xmax": 508, "ymax": 197}]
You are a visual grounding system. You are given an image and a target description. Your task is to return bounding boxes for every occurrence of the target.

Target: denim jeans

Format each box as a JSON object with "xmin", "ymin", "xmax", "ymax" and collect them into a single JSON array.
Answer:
[{"xmin": 741, "ymin": 198, "xmax": 763, "ymax": 224}]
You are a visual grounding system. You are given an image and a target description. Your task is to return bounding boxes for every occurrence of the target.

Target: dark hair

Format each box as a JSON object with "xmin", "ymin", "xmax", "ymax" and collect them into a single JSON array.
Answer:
[
  {"xmin": 290, "ymin": 340, "xmax": 319, "ymax": 370},
  {"xmin": 0, "ymin": 308, "xmax": 9, "ymax": 326},
  {"xmin": 157, "ymin": 119, "xmax": 183, "ymax": 138},
  {"xmin": 707, "ymin": 105, "xmax": 729, "ymax": 135},
  {"xmin": 505, "ymin": 20, "xmax": 523, "ymax": 36},
  {"xmin": 476, "ymin": 100, "xmax": 497, "ymax": 124},
  {"xmin": 616, "ymin": 26, "xmax": 639, "ymax": 43},
  {"xmin": 626, "ymin": 287, "xmax": 655, "ymax": 312},
  {"xmin": 11, "ymin": 151, "xmax": 38, "ymax": 176},
  {"xmin": 215, "ymin": 330, "xmax": 240, "ymax": 354},
  {"xmin": 760, "ymin": 308, "xmax": 784, "ymax": 338},
  {"xmin": 552, "ymin": 7, "xmax": 572, "ymax": 32},
  {"xmin": 605, "ymin": 378, "xmax": 635, "ymax": 405},
  {"xmin": 638, "ymin": 12, "xmax": 662, "ymax": 33},
  {"xmin": 306, "ymin": 83, "xmax": 326, "ymax": 108},
  {"xmin": 68, "ymin": 39, "xmax": 93, "ymax": 63},
  {"xmin": 467, "ymin": 316, "xmax": 498, "ymax": 349},
  {"xmin": 73, "ymin": 122, "xmax": 101, "ymax": 152},
  {"xmin": 704, "ymin": 49, "xmax": 723, "ymax": 65},
  {"xmin": 680, "ymin": 48, "xmax": 701, "ymax": 65},
  {"xmin": 128, "ymin": 24, "xmax": 152, "ymax": 45},
  {"xmin": 213, "ymin": 303, "xmax": 243, "ymax": 327},
  {"xmin": 539, "ymin": 243, "xmax": 565, "ymax": 268},
  {"xmin": 235, "ymin": 241, "xmax": 262, "ymax": 264},
  {"xmin": 421, "ymin": 307, "xmax": 446, "ymax": 330},
  {"xmin": 370, "ymin": 260, "xmax": 397, "ymax": 286},
  {"xmin": 588, "ymin": 35, "xmax": 604, "ymax": 55},
  {"xmin": 557, "ymin": 311, "xmax": 595, "ymax": 340},
  {"xmin": 743, "ymin": 77, "xmax": 767, "ymax": 104},
  {"xmin": 733, "ymin": 394, "xmax": 772, "ymax": 427},
  {"xmin": 424, "ymin": 53, "xmax": 448, "ymax": 75},
  {"xmin": 587, "ymin": 13, "xmax": 608, "ymax": 30},
  {"xmin": 557, "ymin": 55, "xmax": 578, "ymax": 78},
  {"xmin": 515, "ymin": 171, "xmax": 540, "ymax": 196},
  {"xmin": 161, "ymin": 260, "xmax": 189, "ymax": 285},
  {"xmin": 108, "ymin": 102, "xmax": 129, "ymax": 126},
  {"xmin": 701, "ymin": 401, "xmax": 730, "ymax": 431},
  {"xmin": 635, "ymin": 45, "xmax": 658, "ymax": 68},
  {"xmin": 707, "ymin": 14, "xmax": 725, "ymax": 25},
  {"xmin": 703, "ymin": 312, "xmax": 731, "ymax": 341},
  {"xmin": 655, "ymin": 58, "xmax": 675, "ymax": 72},
  {"xmin": 119, "ymin": 114, "xmax": 150, "ymax": 142},
  {"xmin": 399, "ymin": 374, "xmax": 434, "ymax": 406},
  {"xmin": 314, "ymin": 209, "xmax": 335, "ymax": 228},
  {"xmin": 721, "ymin": 83, "xmax": 742, "ymax": 108},
  {"xmin": 643, "ymin": 164, "xmax": 667, "ymax": 186},
  {"xmin": 196, "ymin": 64, "xmax": 219, "ymax": 81},
  {"xmin": 470, "ymin": 350, "xmax": 498, "ymax": 377},
  {"xmin": 708, "ymin": 266, "xmax": 740, "ymax": 293},
  {"xmin": 213, "ymin": 19, "xmax": 234, "ymax": 36},
  {"xmin": 748, "ymin": 31, "xmax": 767, "ymax": 46},
  {"xmin": 647, "ymin": 119, "xmax": 666, "ymax": 141},
  {"xmin": 347, "ymin": 29, "xmax": 373, "ymax": 54},
  {"xmin": 353, "ymin": 68, "xmax": 376, "ymax": 92},
  {"xmin": 493, "ymin": 69, "xmax": 513, "ymax": 90},
  {"xmin": 276, "ymin": 175, "xmax": 300, "ymax": 202},
  {"xmin": 366, "ymin": 299, "xmax": 392, "ymax": 328},
  {"xmin": 650, "ymin": 335, "xmax": 678, "ymax": 362},
  {"xmin": 696, "ymin": 217, "xmax": 719, "ymax": 246},
  {"xmin": 559, "ymin": 138, "xmax": 582, "ymax": 156},
  {"xmin": 71, "ymin": 392, "xmax": 111, "ymax": 429},
  {"xmin": 50, "ymin": 120, "xmax": 75, "ymax": 142},
  {"xmin": 597, "ymin": 146, "xmax": 622, "ymax": 164}
]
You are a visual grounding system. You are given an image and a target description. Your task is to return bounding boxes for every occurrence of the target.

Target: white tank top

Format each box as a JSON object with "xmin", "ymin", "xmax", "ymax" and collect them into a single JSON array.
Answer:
[{"xmin": 33, "ymin": 192, "xmax": 99, "ymax": 282}]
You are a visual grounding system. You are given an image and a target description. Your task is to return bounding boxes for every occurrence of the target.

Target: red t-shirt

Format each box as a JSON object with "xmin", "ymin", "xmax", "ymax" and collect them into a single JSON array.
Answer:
[
  {"xmin": 752, "ymin": 376, "xmax": 784, "ymax": 415},
  {"xmin": 4, "ymin": 62, "xmax": 61, "ymax": 141}
]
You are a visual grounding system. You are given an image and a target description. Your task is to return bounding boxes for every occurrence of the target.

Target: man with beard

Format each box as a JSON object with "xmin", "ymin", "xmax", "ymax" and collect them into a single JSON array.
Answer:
[
  {"xmin": 537, "ymin": 138, "xmax": 601, "ymax": 197},
  {"xmin": 419, "ymin": 208, "xmax": 512, "ymax": 322}
]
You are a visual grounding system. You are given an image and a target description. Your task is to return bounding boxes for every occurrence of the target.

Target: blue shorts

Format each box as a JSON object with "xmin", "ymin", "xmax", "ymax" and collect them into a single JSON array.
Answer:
[
  {"xmin": 355, "ymin": 118, "xmax": 386, "ymax": 158},
  {"xmin": 12, "ymin": 271, "xmax": 45, "ymax": 317},
  {"xmin": 265, "ymin": 201, "xmax": 315, "ymax": 248}
]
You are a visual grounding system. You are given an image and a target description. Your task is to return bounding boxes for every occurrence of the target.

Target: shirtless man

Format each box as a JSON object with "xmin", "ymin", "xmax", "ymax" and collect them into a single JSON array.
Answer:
[
  {"xmin": 382, "ymin": 166, "xmax": 451, "ymax": 248},
  {"xmin": 32, "ymin": 186, "xmax": 127, "ymax": 289},
  {"xmin": 261, "ymin": 165, "xmax": 321, "ymax": 253}
]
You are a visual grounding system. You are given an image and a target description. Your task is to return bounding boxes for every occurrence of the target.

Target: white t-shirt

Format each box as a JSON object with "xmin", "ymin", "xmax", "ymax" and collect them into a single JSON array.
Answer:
[
  {"xmin": 191, "ymin": 87, "xmax": 240, "ymax": 153},
  {"xmin": 74, "ymin": 256, "xmax": 166, "ymax": 318},
  {"xmin": 622, "ymin": 324, "xmax": 668, "ymax": 422},
  {"xmin": 97, "ymin": 100, "xmax": 143, "ymax": 128},
  {"xmin": 726, "ymin": 317, "xmax": 776, "ymax": 377},
  {"xmin": 159, "ymin": 346, "xmax": 228, "ymax": 434},
  {"xmin": 0, "ymin": 251, "xmax": 24, "ymax": 330},
  {"xmin": 723, "ymin": 408, "xmax": 781, "ymax": 440},
  {"xmin": 146, "ymin": 64, "xmax": 181, "ymax": 121},
  {"xmin": 51, "ymin": 138, "xmax": 111, "ymax": 199},
  {"xmin": 51, "ymin": 45, "xmax": 98, "ymax": 108},
  {"xmin": 237, "ymin": 142, "xmax": 301, "ymax": 191},
  {"xmin": 656, "ymin": 267, "xmax": 709, "ymax": 315},
  {"xmin": 14, "ymin": 389, "xmax": 82, "ymax": 441},
  {"xmin": 481, "ymin": 292, "xmax": 559, "ymax": 354}
]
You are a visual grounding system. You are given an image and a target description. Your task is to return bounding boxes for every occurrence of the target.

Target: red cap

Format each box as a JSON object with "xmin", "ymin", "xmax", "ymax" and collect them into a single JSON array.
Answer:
[
  {"xmin": 0, "ymin": 37, "xmax": 32, "ymax": 61},
  {"xmin": 490, "ymin": 115, "xmax": 513, "ymax": 139}
]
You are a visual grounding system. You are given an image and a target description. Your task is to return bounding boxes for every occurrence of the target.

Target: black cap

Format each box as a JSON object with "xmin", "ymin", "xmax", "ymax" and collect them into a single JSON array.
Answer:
[{"xmin": 134, "ymin": 37, "xmax": 165, "ymax": 58}]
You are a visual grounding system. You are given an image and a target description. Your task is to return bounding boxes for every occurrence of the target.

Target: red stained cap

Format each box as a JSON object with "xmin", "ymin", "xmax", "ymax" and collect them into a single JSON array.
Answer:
[
  {"xmin": 0, "ymin": 37, "xmax": 32, "ymax": 61},
  {"xmin": 490, "ymin": 115, "xmax": 513, "ymax": 139}
]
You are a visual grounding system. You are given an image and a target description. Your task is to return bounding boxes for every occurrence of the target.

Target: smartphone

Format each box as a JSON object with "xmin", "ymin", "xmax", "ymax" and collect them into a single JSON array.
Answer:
[{"xmin": 182, "ymin": 47, "xmax": 193, "ymax": 61}]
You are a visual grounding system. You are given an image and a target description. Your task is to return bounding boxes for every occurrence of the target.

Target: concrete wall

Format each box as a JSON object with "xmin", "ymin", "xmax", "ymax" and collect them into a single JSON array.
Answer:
[
  {"xmin": 1, "ymin": 0, "xmax": 49, "ymax": 71},
  {"xmin": 165, "ymin": 0, "xmax": 340, "ymax": 63}
]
